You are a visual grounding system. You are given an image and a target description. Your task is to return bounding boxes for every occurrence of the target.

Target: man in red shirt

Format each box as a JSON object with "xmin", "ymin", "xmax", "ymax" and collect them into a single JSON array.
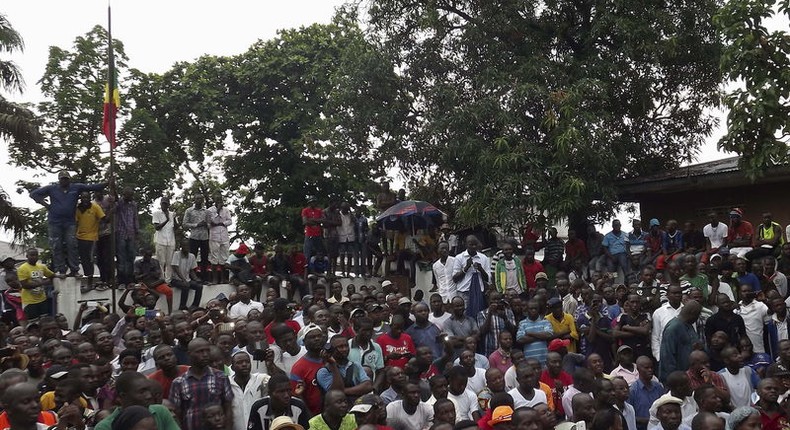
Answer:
[
  {"xmin": 264, "ymin": 298, "xmax": 302, "ymax": 344},
  {"xmin": 148, "ymin": 344, "xmax": 189, "ymax": 399},
  {"xmin": 539, "ymin": 351, "xmax": 573, "ymax": 419},
  {"xmin": 727, "ymin": 207, "xmax": 754, "ymax": 258},
  {"xmin": 290, "ymin": 324, "xmax": 329, "ymax": 415},
  {"xmin": 301, "ymin": 197, "xmax": 325, "ymax": 263},
  {"xmin": 564, "ymin": 229, "xmax": 588, "ymax": 266},
  {"xmin": 522, "ymin": 248, "xmax": 545, "ymax": 291},
  {"xmin": 289, "ymin": 245, "xmax": 307, "ymax": 277},
  {"xmin": 375, "ymin": 315, "xmax": 415, "ymax": 368}
]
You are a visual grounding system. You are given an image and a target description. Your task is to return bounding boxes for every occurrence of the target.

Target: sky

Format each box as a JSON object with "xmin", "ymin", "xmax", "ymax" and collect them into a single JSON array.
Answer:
[{"xmin": 0, "ymin": 0, "xmax": 767, "ymax": 234}]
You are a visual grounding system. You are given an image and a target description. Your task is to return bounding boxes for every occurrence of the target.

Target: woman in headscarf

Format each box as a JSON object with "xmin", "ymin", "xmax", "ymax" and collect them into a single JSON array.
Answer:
[{"xmin": 111, "ymin": 405, "xmax": 155, "ymax": 430}]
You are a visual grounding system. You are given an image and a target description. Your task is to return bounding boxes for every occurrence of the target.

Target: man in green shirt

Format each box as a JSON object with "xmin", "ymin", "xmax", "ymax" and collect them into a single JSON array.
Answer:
[
  {"xmin": 94, "ymin": 371, "xmax": 180, "ymax": 430},
  {"xmin": 307, "ymin": 389, "xmax": 357, "ymax": 430}
]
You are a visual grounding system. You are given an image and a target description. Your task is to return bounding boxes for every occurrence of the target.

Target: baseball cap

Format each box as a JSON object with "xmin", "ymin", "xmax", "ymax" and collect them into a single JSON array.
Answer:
[
  {"xmin": 535, "ymin": 272, "xmax": 548, "ymax": 280},
  {"xmin": 270, "ymin": 416, "xmax": 304, "ymax": 430},
  {"xmin": 381, "ymin": 280, "xmax": 393, "ymax": 288},
  {"xmin": 547, "ymin": 297, "xmax": 561, "ymax": 307},
  {"xmin": 57, "ymin": 170, "xmax": 70, "ymax": 179},
  {"xmin": 235, "ymin": 243, "xmax": 250, "ymax": 255},
  {"xmin": 547, "ymin": 339, "xmax": 571, "ymax": 352},
  {"xmin": 366, "ymin": 303, "xmax": 384, "ymax": 312},
  {"xmin": 729, "ymin": 208, "xmax": 744, "ymax": 217},
  {"xmin": 710, "ymin": 254, "xmax": 723, "ymax": 261},
  {"xmin": 487, "ymin": 406, "xmax": 514, "ymax": 426},
  {"xmin": 649, "ymin": 218, "xmax": 660, "ymax": 227},
  {"xmin": 617, "ymin": 345, "xmax": 633, "ymax": 354},
  {"xmin": 350, "ymin": 308, "xmax": 367, "ymax": 318},
  {"xmin": 215, "ymin": 293, "xmax": 229, "ymax": 302},
  {"xmin": 350, "ymin": 394, "xmax": 381, "ymax": 414},
  {"xmin": 398, "ymin": 297, "xmax": 412, "ymax": 306},
  {"xmin": 46, "ymin": 365, "xmax": 69, "ymax": 381}
]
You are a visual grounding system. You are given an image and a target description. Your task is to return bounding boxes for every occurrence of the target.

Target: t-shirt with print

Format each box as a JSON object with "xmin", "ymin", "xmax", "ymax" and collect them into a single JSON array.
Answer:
[
  {"xmin": 301, "ymin": 207, "xmax": 323, "ymax": 237},
  {"xmin": 290, "ymin": 355, "xmax": 325, "ymax": 415},
  {"xmin": 17, "ymin": 262, "xmax": 54, "ymax": 305}
]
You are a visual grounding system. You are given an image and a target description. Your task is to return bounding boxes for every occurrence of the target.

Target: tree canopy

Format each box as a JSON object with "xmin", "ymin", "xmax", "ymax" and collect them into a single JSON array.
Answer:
[{"xmin": 365, "ymin": 0, "xmax": 722, "ymax": 228}]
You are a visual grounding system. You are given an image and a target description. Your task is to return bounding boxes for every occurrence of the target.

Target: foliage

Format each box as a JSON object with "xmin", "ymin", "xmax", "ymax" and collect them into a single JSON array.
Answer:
[
  {"xmin": 716, "ymin": 0, "xmax": 790, "ymax": 174},
  {"xmin": 7, "ymin": 26, "xmax": 128, "ymax": 182},
  {"xmin": 364, "ymin": 0, "xmax": 723, "ymax": 228}
]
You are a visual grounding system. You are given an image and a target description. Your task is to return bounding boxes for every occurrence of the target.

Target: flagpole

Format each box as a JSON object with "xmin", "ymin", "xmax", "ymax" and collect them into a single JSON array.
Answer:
[{"xmin": 107, "ymin": 3, "xmax": 118, "ymax": 314}]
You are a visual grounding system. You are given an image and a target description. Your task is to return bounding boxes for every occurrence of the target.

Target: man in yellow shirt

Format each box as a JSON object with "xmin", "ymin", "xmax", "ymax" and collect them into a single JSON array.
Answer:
[
  {"xmin": 545, "ymin": 297, "xmax": 580, "ymax": 353},
  {"xmin": 75, "ymin": 191, "xmax": 106, "ymax": 293},
  {"xmin": 17, "ymin": 248, "xmax": 63, "ymax": 321}
]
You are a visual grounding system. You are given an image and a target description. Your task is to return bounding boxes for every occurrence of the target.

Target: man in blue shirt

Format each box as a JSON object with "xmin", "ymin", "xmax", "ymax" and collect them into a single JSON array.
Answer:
[
  {"xmin": 30, "ymin": 170, "xmax": 105, "ymax": 275},
  {"xmin": 603, "ymin": 220, "xmax": 630, "ymax": 279},
  {"xmin": 629, "ymin": 355, "xmax": 664, "ymax": 430}
]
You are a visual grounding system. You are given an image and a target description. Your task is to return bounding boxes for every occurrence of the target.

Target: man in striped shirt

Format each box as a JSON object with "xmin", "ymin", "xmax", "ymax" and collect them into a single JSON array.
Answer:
[{"xmin": 516, "ymin": 300, "xmax": 554, "ymax": 365}]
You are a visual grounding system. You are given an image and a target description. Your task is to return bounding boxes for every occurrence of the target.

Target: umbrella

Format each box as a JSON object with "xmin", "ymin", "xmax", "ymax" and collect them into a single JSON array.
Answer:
[{"xmin": 376, "ymin": 200, "xmax": 445, "ymax": 231}]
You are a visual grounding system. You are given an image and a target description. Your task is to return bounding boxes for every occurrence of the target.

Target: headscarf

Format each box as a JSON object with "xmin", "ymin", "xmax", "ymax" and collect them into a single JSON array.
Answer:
[
  {"xmin": 726, "ymin": 406, "xmax": 758, "ymax": 430},
  {"xmin": 112, "ymin": 405, "xmax": 153, "ymax": 430}
]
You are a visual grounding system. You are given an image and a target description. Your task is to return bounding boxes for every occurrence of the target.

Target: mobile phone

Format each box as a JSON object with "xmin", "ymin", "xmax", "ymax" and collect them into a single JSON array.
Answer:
[
  {"xmin": 217, "ymin": 322, "xmax": 235, "ymax": 333},
  {"xmin": 145, "ymin": 310, "xmax": 161, "ymax": 319},
  {"xmin": 87, "ymin": 301, "xmax": 98, "ymax": 307}
]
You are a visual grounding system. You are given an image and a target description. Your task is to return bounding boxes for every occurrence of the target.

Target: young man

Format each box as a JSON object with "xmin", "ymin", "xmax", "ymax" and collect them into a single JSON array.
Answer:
[
  {"xmin": 718, "ymin": 346, "xmax": 760, "ymax": 408},
  {"xmin": 182, "ymin": 195, "xmax": 210, "ymax": 281},
  {"xmin": 735, "ymin": 283, "xmax": 769, "ymax": 354},
  {"xmin": 17, "ymin": 248, "xmax": 63, "ymax": 320},
  {"xmin": 629, "ymin": 356, "xmax": 664, "ymax": 430},
  {"xmin": 95, "ymin": 371, "xmax": 179, "ymax": 430},
  {"xmin": 75, "ymin": 191, "xmax": 106, "ymax": 292},
  {"xmin": 489, "ymin": 332, "xmax": 515, "ymax": 375},
  {"xmin": 614, "ymin": 294, "xmax": 652, "ymax": 360},
  {"xmin": 603, "ymin": 220, "xmax": 630, "ymax": 279},
  {"xmin": 610, "ymin": 345, "xmax": 639, "ymax": 385},
  {"xmin": 248, "ymin": 373, "xmax": 311, "ymax": 430},
  {"xmin": 446, "ymin": 366, "xmax": 481, "ymax": 422},
  {"xmin": 114, "ymin": 187, "xmax": 140, "ymax": 284},
  {"xmin": 170, "ymin": 239, "xmax": 204, "ymax": 311},
  {"xmin": 301, "ymin": 196, "xmax": 325, "ymax": 264},
  {"xmin": 659, "ymin": 301, "xmax": 703, "ymax": 382},
  {"xmin": 230, "ymin": 351, "xmax": 269, "ymax": 430},
  {"xmin": 385, "ymin": 382, "xmax": 433, "ymax": 430},
  {"xmin": 703, "ymin": 212, "xmax": 728, "ymax": 261},
  {"xmin": 754, "ymin": 378, "xmax": 790, "ymax": 430},
  {"xmin": 508, "ymin": 362, "xmax": 548, "ymax": 409},
  {"xmin": 133, "ymin": 247, "xmax": 174, "ymax": 314},
  {"xmin": 291, "ymin": 324, "xmax": 331, "ymax": 415},
  {"xmin": 152, "ymin": 196, "xmax": 178, "ymax": 282},
  {"xmin": 521, "ymin": 248, "xmax": 545, "ymax": 292},
  {"xmin": 406, "ymin": 302, "xmax": 443, "ymax": 360},
  {"xmin": 428, "ymin": 293, "xmax": 451, "ymax": 328},
  {"xmin": 493, "ymin": 241, "xmax": 527, "ymax": 294},
  {"xmin": 540, "ymin": 351, "xmax": 573, "ymax": 419},
  {"xmin": 316, "ymin": 335, "xmax": 373, "ymax": 401},
  {"xmin": 704, "ymin": 293, "xmax": 747, "ymax": 348},
  {"xmin": 476, "ymin": 291, "xmax": 517, "ymax": 357},
  {"xmin": 545, "ymin": 297, "xmax": 579, "ymax": 354},
  {"xmin": 612, "ymin": 377, "xmax": 637, "ymax": 430},
  {"xmin": 206, "ymin": 193, "xmax": 233, "ymax": 284},
  {"xmin": 432, "ymin": 242, "xmax": 457, "ymax": 303},
  {"xmin": 726, "ymin": 208, "xmax": 754, "ymax": 258},
  {"xmin": 169, "ymin": 338, "xmax": 234, "ymax": 430},
  {"xmin": 451, "ymin": 235, "xmax": 491, "ymax": 317},
  {"xmin": 228, "ymin": 284, "xmax": 264, "ymax": 320},
  {"xmin": 651, "ymin": 285, "xmax": 683, "ymax": 362},
  {"xmin": 516, "ymin": 300, "xmax": 554, "ymax": 365},
  {"xmin": 307, "ymin": 389, "xmax": 357, "ymax": 430}
]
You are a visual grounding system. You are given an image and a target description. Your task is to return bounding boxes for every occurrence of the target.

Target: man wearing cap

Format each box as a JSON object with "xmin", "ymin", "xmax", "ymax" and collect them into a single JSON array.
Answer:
[
  {"xmin": 349, "ymin": 394, "xmax": 390, "ymax": 429},
  {"xmin": 725, "ymin": 208, "xmax": 754, "ymax": 258},
  {"xmin": 546, "ymin": 297, "xmax": 579, "ymax": 354},
  {"xmin": 487, "ymin": 405, "xmax": 513, "ymax": 429},
  {"xmin": 648, "ymin": 372, "xmax": 696, "ymax": 429},
  {"xmin": 152, "ymin": 196, "xmax": 179, "ymax": 282},
  {"xmin": 30, "ymin": 170, "xmax": 106, "ymax": 276},
  {"xmin": 291, "ymin": 324, "xmax": 331, "ymax": 415},
  {"xmin": 610, "ymin": 345, "xmax": 639, "ymax": 385},
  {"xmin": 649, "ymin": 394, "xmax": 690, "ymax": 430}
]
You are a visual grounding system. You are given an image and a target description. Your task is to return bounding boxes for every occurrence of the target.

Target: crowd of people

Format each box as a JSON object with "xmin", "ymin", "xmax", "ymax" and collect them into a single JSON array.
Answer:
[{"xmin": 0, "ymin": 173, "xmax": 785, "ymax": 430}]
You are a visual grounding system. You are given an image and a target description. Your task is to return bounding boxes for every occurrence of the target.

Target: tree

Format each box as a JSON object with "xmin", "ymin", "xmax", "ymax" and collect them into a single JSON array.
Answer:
[
  {"xmin": 365, "ymin": 0, "xmax": 722, "ymax": 229},
  {"xmin": 0, "ymin": 12, "xmax": 39, "ymax": 240},
  {"xmin": 716, "ymin": 0, "xmax": 790, "ymax": 175},
  {"xmin": 6, "ymin": 25, "xmax": 128, "ymax": 182},
  {"xmin": 221, "ymin": 12, "xmax": 405, "ymax": 242}
]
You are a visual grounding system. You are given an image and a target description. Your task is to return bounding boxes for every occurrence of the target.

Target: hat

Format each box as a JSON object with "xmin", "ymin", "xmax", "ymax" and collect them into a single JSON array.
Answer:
[
  {"xmin": 398, "ymin": 297, "xmax": 412, "ymax": 306},
  {"xmin": 547, "ymin": 339, "xmax": 571, "ymax": 352},
  {"xmin": 57, "ymin": 170, "xmax": 70, "ymax": 179},
  {"xmin": 729, "ymin": 208, "xmax": 743, "ymax": 217},
  {"xmin": 649, "ymin": 218, "xmax": 660, "ymax": 227},
  {"xmin": 547, "ymin": 297, "xmax": 561, "ymax": 307},
  {"xmin": 215, "ymin": 293, "xmax": 229, "ymax": 302},
  {"xmin": 270, "ymin": 416, "xmax": 305, "ymax": 430},
  {"xmin": 487, "ymin": 405, "xmax": 513, "ymax": 426},
  {"xmin": 651, "ymin": 394, "xmax": 683, "ymax": 410},
  {"xmin": 350, "ymin": 308, "xmax": 367, "ymax": 318},
  {"xmin": 235, "ymin": 243, "xmax": 250, "ymax": 255},
  {"xmin": 381, "ymin": 280, "xmax": 393, "ymax": 288},
  {"xmin": 45, "ymin": 365, "xmax": 69, "ymax": 381},
  {"xmin": 710, "ymin": 254, "xmax": 723, "ymax": 261},
  {"xmin": 273, "ymin": 298, "xmax": 290, "ymax": 311},
  {"xmin": 617, "ymin": 345, "xmax": 633, "ymax": 354},
  {"xmin": 350, "ymin": 393, "xmax": 380, "ymax": 414},
  {"xmin": 535, "ymin": 272, "xmax": 548, "ymax": 280},
  {"xmin": 366, "ymin": 303, "xmax": 384, "ymax": 312}
]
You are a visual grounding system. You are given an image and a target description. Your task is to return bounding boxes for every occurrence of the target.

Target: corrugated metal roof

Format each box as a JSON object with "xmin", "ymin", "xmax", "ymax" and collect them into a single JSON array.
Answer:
[{"xmin": 619, "ymin": 157, "xmax": 741, "ymax": 185}]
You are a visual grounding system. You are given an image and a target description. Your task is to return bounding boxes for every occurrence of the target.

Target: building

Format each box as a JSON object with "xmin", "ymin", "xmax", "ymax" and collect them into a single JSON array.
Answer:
[{"xmin": 616, "ymin": 156, "xmax": 790, "ymax": 228}]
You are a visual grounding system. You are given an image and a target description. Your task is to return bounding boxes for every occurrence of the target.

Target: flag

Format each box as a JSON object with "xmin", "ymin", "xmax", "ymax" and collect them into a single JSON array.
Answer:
[
  {"xmin": 102, "ymin": 5, "xmax": 119, "ymax": 148},
  {"xmin": 102, "ymin": 78, "xmax": 119, "ymax": 148}
]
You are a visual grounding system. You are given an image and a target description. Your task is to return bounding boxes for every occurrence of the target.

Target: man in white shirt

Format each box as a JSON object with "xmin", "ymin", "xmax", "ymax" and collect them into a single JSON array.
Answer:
[
  {"xmin": 718, "ymin": 346, "xmax": 759, "ymax": 408},
  {"xmin": 446, "ymin": 366, "xmax": 481, "ymax": 422},
  {"xmin": 736, "ymin": 283, "xmax": 770, "ymax": 353},
  {"xmin": 703, "ymin": 212, "xmax": 728, "ymax": 260},
  {"xmin": 385, "ymin": 382, "xmax": 434, "ymax": 430},
  {"xmin": 152, "ymin": 197, "xmax": 178, "ymax": 281},
  {"xmin": 230, "ymin": 351, "xmax": 270, "ymax": 430},
  {"xmin": 451, "ymin": 235, "xmax": 491, "ymax": 317},
  {"xmin": 228, "ymin": 284, "xmax": 264, "ymax": 320},
  {"xmin": 270, "ymin": 324, "xmax": 307, "ymax": 373},
  {"xmin": 432, "ymin": 242, "xmax": 457, "ymax": 303},
  {"xmin": 337, "ymin": 202, "xmax": 356, "ymax": 277},
  {"xmin": 507, "ymin": 362, "xmax": 548, "ymax": 409},
  {"xmin": 651, "ymin": 285, "xmax": 683, "ymax": 361}
]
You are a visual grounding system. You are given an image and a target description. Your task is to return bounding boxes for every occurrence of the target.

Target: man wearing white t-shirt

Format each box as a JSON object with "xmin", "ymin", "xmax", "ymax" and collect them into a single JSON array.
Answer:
[
  {"xmin": 385, "ymin": 383, "xmax": 434, "ymax": 430},
  {"xmin": 507, "ymin": 363, "xmax": 548, "ymax": 409},
  {"xmin": 446, "ymin": 366, "xmax": 481, "ymax": 421},
  {"xmin": 735, "ymin": 284, "xmax": 770, "ymax": 353},
  {"xmin": 703, "ymin": 212, "xmax": 728, "ymax": 261},
  {"xmin": 228, "ymin": 284, "xmax": 264, "ymax": 320},
  {"xmin": 152, "ymin": 197, "xmax": 178, "ymax": 281}
]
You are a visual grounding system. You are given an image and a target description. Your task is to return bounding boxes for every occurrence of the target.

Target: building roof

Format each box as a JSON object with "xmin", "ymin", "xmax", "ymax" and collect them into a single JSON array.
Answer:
[
  {"xmin": 617, "ymin": 156, "xmax": 790, "ymax": 201},
  {"xmin": 0, "ymin": 241, "xmax": 38, "ymax": 261}
]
